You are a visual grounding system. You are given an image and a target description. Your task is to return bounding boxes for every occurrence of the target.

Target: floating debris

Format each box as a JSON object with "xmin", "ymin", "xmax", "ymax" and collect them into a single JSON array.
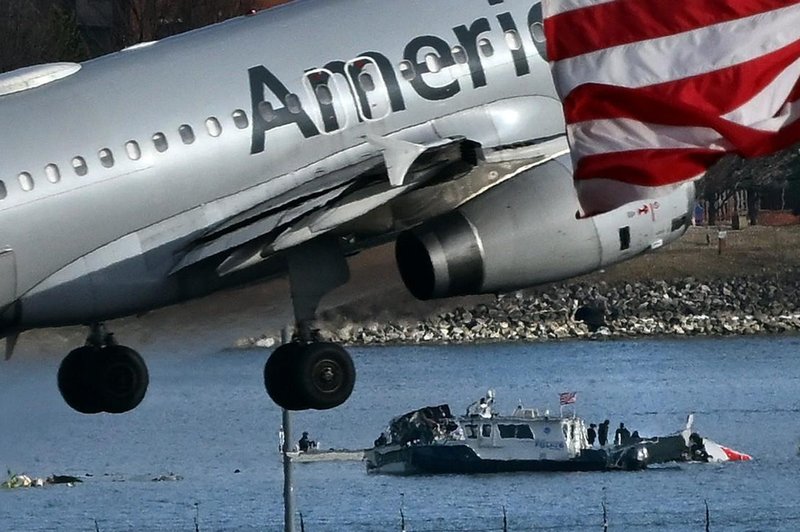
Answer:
[
  {"xmin": 151, "ymin": 473, "xmax": 183, "ymax": 482},
  {"xmin": 2, "ymin": 471, "xmax": 82, "ymax": 489}
]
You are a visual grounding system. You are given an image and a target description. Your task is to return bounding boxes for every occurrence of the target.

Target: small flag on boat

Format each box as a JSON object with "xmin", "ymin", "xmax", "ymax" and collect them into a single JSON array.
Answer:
[{"xmin": 559, "ymin": 391, "xmax": 577, "ymax": 405}]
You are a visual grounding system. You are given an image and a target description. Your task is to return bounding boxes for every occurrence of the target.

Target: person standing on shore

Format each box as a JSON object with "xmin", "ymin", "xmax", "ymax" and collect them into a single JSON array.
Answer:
[{"xmin": 598, "ymin": 420, "xmax": 610, "ymax": 447}]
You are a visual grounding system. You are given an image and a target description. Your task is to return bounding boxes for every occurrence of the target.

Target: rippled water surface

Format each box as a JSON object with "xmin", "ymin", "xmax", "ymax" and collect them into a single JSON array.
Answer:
[{"xmin": 2, "ymin": 336, "xmax": 800, "ymax": 531}]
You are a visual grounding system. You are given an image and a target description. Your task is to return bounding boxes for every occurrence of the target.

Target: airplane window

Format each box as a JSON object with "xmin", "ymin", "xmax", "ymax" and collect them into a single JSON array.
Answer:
[
  {"xmin": 98, "ymin": 148, "xmax": 115, "ymax": 168},
  {"xmin": 206, "ymin": 117, "xmax": 222, "ymax": 137},
  {"xmin": 125, "ymin": 141, "xmax": 142, "ymax": 160},
  {"xmin": 358, "ymin": 72, "xmax": 376, "ymax": 92},
  {"xmin": 530, "ymin": 22, "xmax": 546, "ymax": 43},
  {"xmin": 479, "ymin": 38, "xmax": 495, "ymax": 58},
  {"xmin": 505, "ymin": 30, "xmax": 523, "ymax": 51},
  {"xmin": 232, "ymin": 110, "xmax": 249, "ymax": 130},
  {"xmin": 153, "ymin": 132, "xmax": 169, "ymax": 152},
  {"xmin": 425, "ymin": 53, "xmax": 442, "ymax": 74},
  {"xmin": 0, "ymin": 181, "xmax": 6, "ymax": 200},
  {"xmin": 45, "ymin": 164, "xmax": 61, "ymax": 183},
  {"xmin": 399, "ymin": 60, "xmax": 416, "ymax": 81},
  {"xmin": 18, "ymin": 172, "xmax": 34, "ymax": 192},
  {"xmin": 72, "ymin": 156, "xmax": 88, "ymax": 176},
  {"xmin": 258, "ymin": 101, "xmax": 276, "ymax": 122},
  {"xmin": 285, "ymin": 94, "xmax": 302, "ymax": 114},
  {"xmin": 179, "ymin": 125, "xmax": 196, "ymax": 144},
  {"xmin": 452, "ymin": 45, "xmax": 468, "ymax": 65},
  {"xmin": 314, "ymin": 84, "xmax": 333, "ymax": 105}
]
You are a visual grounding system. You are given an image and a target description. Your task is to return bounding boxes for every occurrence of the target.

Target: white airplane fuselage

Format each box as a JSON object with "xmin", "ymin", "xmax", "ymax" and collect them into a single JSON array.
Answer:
[{"xmin": 0, "ymin": 0, "xmax": 565, "ymax": 335}]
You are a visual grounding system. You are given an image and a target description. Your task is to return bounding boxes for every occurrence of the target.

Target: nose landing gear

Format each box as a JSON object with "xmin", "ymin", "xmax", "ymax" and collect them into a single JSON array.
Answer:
[{"xmin": 57, "ymin": 325, "xmax": 149, "ymax": 414}]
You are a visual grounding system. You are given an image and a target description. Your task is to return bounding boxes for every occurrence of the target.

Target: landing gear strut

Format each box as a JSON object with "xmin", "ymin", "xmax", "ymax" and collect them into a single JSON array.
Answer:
[
  {"xmin": 263, "ymin": 237, "xmax": 356, "ymax": 411},
  {"xmin": 57, "ymin": 324, "xmax": 149, "ymax": 414}
]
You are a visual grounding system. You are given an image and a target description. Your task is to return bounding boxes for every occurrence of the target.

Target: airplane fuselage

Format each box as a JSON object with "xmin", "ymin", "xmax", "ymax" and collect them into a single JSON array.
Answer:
[{"xmin": 0, "ymin": 0, "xmax": 559, "ymax": 333}]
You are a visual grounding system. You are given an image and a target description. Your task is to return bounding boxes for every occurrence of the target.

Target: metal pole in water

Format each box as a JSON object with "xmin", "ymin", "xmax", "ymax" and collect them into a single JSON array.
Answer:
[
  {"xmin": 281, "ymin": 327, "xmax": 296, "ymax": 532},
  {"xmin": 400, "ymin": 493, "xmax": 406, "ymax": 532}
]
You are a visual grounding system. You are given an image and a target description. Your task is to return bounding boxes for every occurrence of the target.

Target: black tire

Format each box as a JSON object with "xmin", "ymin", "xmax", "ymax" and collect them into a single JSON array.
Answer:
[
  {"xmin": 295, "ymin": 343, "xmax": 355, "ymax": 411},
  {"xmin": 96, "ymin": 345, "xmax": 149, "ymax": 414},
  {"xmin": 264, "ymin": 343, "xmax": 309, "ymax": 410},
  {"xmin": 58, "ymin": 346, "xmax": 103, "ymax": 414}
]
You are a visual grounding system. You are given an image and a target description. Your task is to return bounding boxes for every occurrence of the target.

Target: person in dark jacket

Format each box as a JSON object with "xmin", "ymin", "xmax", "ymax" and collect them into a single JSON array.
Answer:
[
  {"xmin": 298, "ymin": 432, "xmax": 316, "ymax": 452},
  {"xmin": 598, "ymin": 420, "xmax": 610, "ymax": 447},
  {"xmin": 615, "ymin": 423, "xmax": 631, "ymax": 446},
  {"xmin": 587, "ymin": 424, "xmax": 597, "ymax": 446}
]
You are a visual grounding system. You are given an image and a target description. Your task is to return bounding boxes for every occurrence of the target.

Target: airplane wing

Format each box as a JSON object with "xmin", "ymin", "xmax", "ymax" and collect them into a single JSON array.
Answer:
[{"xmin": 170, "ymin": 136, "xmax": 569, "ymax": 279}]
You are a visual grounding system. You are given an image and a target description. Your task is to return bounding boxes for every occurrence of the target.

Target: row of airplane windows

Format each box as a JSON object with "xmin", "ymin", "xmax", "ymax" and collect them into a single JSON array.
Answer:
[
  {"xmin": 258, "ymin": 31, "xmax": 513, "ymax": 123},
  {"xmin": 0, "ymin": 110, "xmax": 251, "ymax": 202},
  {"xmin": 0, "ymin": 28, "xmax": 528, "ymax": 202}
]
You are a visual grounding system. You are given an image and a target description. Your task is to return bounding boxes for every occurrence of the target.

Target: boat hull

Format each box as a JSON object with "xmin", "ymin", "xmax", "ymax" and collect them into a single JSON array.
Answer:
[{"xmin": 366, "ymin": 444, "xmax": 643, "ymax": 475}]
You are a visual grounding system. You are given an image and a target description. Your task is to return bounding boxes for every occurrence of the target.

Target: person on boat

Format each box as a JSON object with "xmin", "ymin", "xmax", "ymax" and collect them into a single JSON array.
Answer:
[
  {"xmin": 298, "ymin": 432, "xmax": 316, "ymax": 452},
  {"xmin": 478, "ymin": 397, "xmax": 492, "ymax": 418},
  {"xmin": 689, "ymin": 432, "xmax": 709, "ymax": 462},
  {"xmin": 615, "ymin": 423, "xmax": 631, "ymax": 446},
  {"xmin": 598, "ymin": 420, "xmax": 610, "ymax": 447},
  {"xmin": 587, "ymin": 424, "xmax": 597, "ymax": 446},
  {"xmin": 374, "ymin": 432, "xmax": 388, "ymax": 447},
  {"xmin": 630, "ymin": 430, "xmax": 641, "ymax": 443},
  {"xmin": 466, "ymin": 397, "xmax": 487, "ymax": 417}
]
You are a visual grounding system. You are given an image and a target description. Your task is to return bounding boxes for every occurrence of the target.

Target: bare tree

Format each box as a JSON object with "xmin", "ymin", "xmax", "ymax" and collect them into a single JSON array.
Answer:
[
  {"xmin": 0, "ymin": 0, "xmax": 88, "ymax": 73},
  {"xmin": 113, "ymin": 0, "xmax": 257, "ymax": 49}
]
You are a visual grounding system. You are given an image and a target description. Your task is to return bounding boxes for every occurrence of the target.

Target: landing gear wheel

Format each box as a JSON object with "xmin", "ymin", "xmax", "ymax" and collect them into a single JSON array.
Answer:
[
  {"xmin": 264, "ymin": 343, "xmax": 309, "ymax": 411},
  {"xmin": 296, "ymin": 343, "xmax": 355, "ymax": 411},
  {"xmin": 58, "ymin": 346, "xmax": 103, "ymax": 414},
  {"xmin": 95, "ymin": 345, "xmax": 149, "ymax": 414}
]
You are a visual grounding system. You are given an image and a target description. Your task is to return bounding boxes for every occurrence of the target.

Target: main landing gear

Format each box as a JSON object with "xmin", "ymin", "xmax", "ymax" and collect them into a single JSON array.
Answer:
[
  {"xmin": 262, "ymin": 237, "xmax": 356, "ymax": 411},
  {"xmin": 57, "ymin": 324, "xmax": 149, "ymax": 414},
  {"xmin": 264, "ymin": 336, "xmax": 355, "ymax": 411}
]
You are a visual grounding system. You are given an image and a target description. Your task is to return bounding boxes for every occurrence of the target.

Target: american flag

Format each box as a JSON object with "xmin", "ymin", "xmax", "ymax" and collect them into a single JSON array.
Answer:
[
  {"xmin": 559, "ymin": 391, "xmax": 577, "ymax": 405},
  {"xmin": 541, "ymin": 0, "xmax": 800, "ymax": 215}
]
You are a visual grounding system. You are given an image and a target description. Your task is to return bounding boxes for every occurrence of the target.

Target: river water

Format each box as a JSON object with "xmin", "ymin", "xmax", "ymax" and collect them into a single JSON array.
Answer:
[{"xmin": 1, "ymin": 336, "xmax": 799, "ymax": 531}]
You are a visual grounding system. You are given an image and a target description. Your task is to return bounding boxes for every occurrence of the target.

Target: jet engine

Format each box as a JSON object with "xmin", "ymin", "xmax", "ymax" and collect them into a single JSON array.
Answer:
[{"xmin": 396, "ymin": 154, "xmax": 694, "ymax": 300}]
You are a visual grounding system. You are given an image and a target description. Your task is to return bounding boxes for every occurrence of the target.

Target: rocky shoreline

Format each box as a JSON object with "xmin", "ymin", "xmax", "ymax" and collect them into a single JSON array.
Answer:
[{"xmin": 236, "ymin": 274, "xmax": 800, "ymax": 347}]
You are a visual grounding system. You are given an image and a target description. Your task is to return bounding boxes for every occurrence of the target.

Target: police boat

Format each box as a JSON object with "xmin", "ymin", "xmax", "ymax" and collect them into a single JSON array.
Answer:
[{"xmin": 365, "ymin": 396, "xmax": 648, "ymax": 475}]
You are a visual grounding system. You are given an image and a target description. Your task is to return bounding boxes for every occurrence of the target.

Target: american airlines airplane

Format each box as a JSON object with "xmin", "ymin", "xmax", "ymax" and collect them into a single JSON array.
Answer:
[{"xmin": 0, "ymin": 0, "xmax": 693, "ymax": 414}]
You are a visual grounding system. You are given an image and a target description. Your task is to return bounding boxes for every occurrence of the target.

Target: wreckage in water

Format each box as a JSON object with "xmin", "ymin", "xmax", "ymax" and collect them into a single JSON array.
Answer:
[
  {"xmin": 365, "ymin": 398, "xmax": 648, "ymax": 474},
  {"xmin": 640, "ymin": 414, "xmax": 752, "ymax": 465}
]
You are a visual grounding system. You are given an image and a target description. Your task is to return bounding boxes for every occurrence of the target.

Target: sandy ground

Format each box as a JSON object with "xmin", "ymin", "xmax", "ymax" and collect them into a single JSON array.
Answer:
[{"xmin": 11, "ymin": 224, "xmax": 800, "ymax": 358}]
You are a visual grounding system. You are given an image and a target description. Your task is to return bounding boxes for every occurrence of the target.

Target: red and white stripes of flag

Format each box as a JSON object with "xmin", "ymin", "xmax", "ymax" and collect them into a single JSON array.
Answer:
[
  {"xmin": 541, "ymin": 0, "xmax": 800, "ymax": 215},
  {"xmin": 559, "ymin": 391, "xmax": 577, "ymax": 405}
]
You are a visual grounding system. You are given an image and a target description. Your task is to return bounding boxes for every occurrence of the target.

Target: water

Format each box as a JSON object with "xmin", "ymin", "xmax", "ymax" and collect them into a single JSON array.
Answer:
[{"xmin": 2, "ymin": 336, "xmax": 800, "ymax": 531}]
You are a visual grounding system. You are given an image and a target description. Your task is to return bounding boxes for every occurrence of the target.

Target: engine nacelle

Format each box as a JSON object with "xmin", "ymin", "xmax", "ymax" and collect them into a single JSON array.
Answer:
[{"xmin": 396, "ymin": 154, "xmax": 695, "ymax": 300}]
